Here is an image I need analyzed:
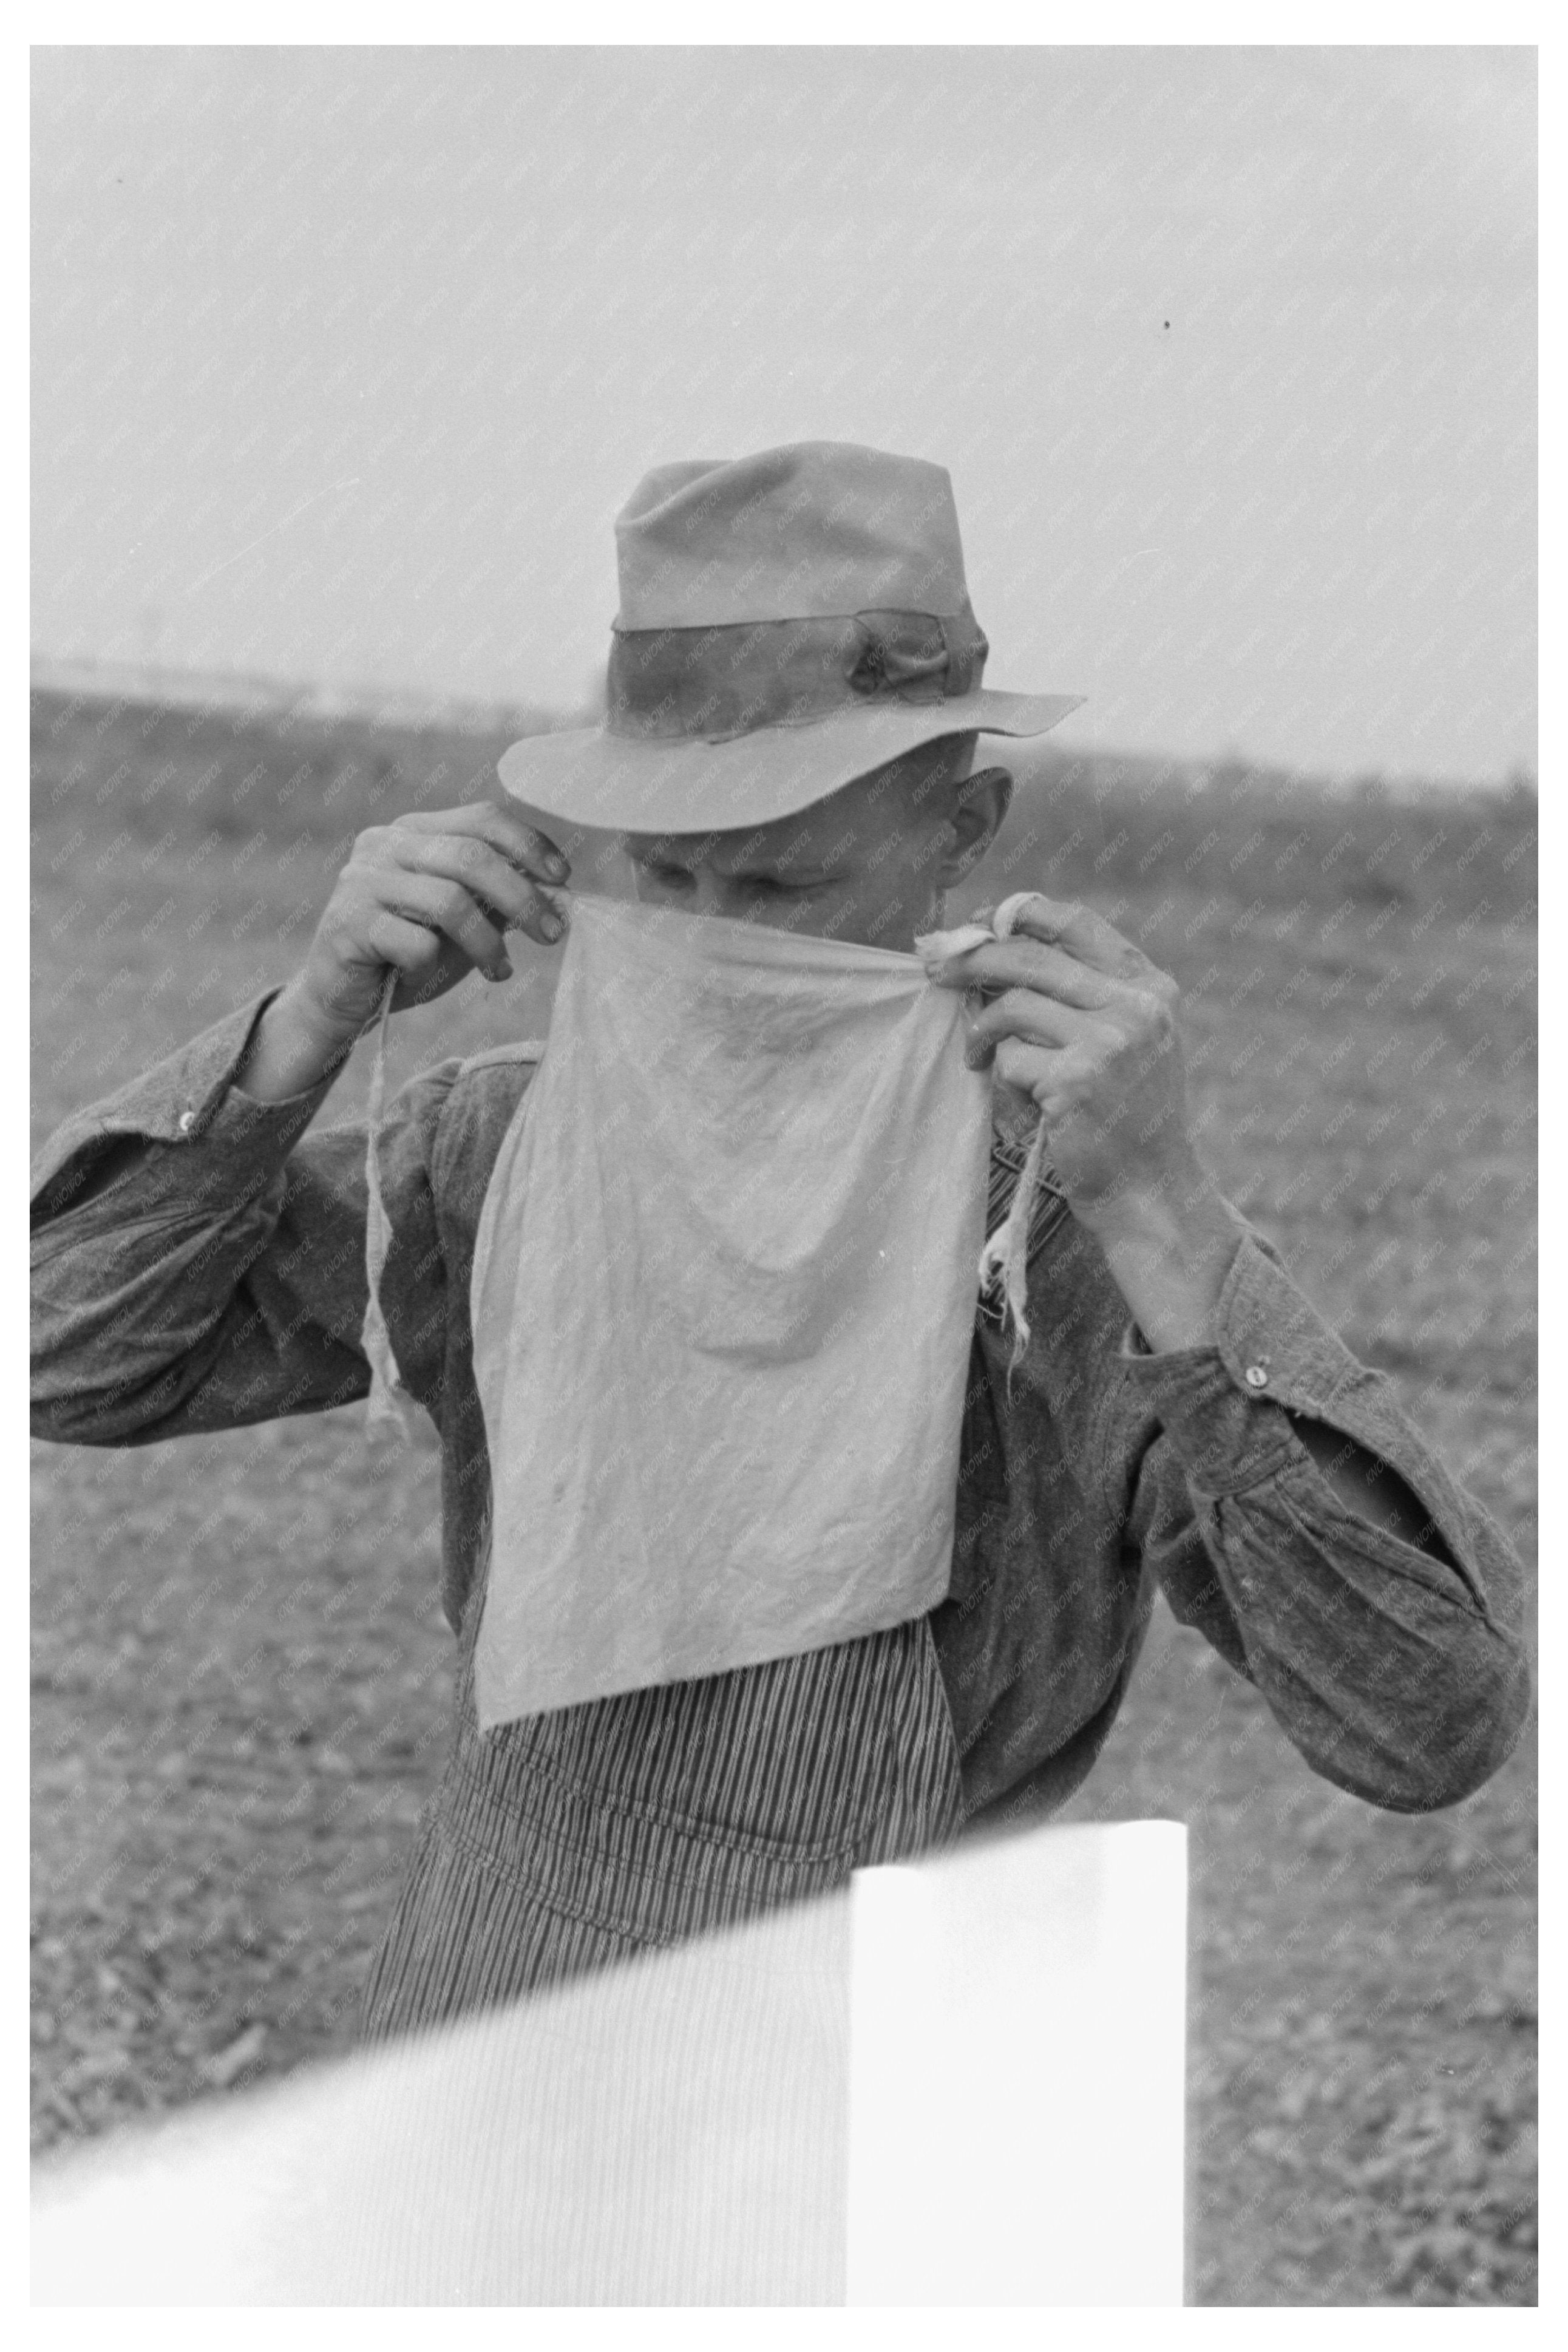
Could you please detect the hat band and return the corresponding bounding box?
[604,605,989,745]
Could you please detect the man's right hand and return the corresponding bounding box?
[237,801,570,1101]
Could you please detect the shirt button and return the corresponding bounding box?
[1244,1364,1269,1389]
[177,1110,195,1135]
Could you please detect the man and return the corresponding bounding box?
[32,443,1529,2043]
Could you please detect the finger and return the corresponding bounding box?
[394,801,571,885]
[361,909,461,983]
[932,936,1113,1011]
[391,832,566,947]
[993,1035,1072,1100]
[997,893,1145,977]
[966,987,1084,1059]
[367,868,511,977]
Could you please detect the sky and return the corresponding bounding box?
[32,45,1536,783]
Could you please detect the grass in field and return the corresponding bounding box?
[29,688,1536,2304]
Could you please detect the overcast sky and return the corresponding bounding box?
[32,46,1535,783]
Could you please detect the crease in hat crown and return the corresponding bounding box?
[613,442,971,631]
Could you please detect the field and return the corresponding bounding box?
[29,684,1536,2304]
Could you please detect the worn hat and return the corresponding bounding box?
[497,441,1082,835]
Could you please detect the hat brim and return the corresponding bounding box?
[495,689,1084,837]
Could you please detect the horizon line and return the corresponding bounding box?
[29,652,1530,804]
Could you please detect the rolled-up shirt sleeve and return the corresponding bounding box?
[31,993,451,1445]
[1119,1228,1532,1813]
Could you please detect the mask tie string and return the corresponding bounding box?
[917,888,1053,1387]
[361,966,411,1436]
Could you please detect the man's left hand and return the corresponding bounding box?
[929,893,1242,1351]
[931,894,1199,1227]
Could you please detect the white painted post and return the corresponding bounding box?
[847,1819,1189,2306]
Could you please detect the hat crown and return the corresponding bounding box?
[614,441,970,631]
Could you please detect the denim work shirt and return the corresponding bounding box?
[30,990,1532,2038]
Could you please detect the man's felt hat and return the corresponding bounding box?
[498,440,1082,837]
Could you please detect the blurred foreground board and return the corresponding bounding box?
[32,1819,1187,2306]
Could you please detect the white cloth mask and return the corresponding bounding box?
[466,894,994,1728]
